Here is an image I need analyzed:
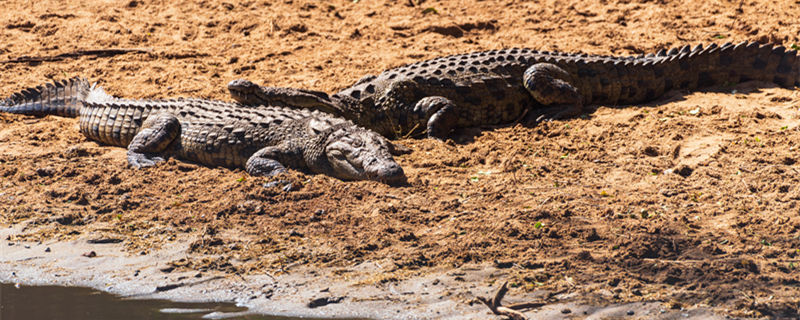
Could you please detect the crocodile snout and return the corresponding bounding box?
[374,162,406,185]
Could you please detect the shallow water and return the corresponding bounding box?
[0,283,338,320]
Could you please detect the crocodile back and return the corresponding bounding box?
[335,42,799,135]
[77,95,345,168]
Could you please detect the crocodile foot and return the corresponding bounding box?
[413,96,458,140]
[525,103,584,124]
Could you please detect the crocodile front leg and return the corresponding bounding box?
[522,63,585,122]
[245,142,303,177]
[127,113,180,168]
[413,96,458,140]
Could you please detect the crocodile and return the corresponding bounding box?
[228,41,799,139]
[0,77,407,184]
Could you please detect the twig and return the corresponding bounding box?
[476,281,529,320]
[2,48,151,63]
[506,301,547,310]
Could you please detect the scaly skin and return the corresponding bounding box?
[229,41,799,139]
[1,78,407,184]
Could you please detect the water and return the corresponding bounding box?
[0,283,337,320]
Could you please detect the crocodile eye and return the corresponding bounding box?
[329,150,346,159]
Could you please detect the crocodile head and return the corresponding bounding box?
[316,124,407,185]
[227,78,343,115]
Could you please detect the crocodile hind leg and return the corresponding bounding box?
[127,113,180,168]
[413,96,458,140]
[522,63,584,122]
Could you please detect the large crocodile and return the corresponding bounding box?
[0,78,407,184]
[228,41,799,139]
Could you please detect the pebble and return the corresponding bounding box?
[307,296,344,308]
[627,310,635,316]
[561,308,571,314]
[45,247,51,253]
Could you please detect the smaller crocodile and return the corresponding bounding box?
[1,77,407,184]
[228,41,799,139]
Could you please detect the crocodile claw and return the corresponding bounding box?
[263,179,294,191]
[127,152,166,169]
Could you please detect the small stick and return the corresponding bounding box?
[476,281,529,320]
[506,301,546,310]
[2,48,150,63]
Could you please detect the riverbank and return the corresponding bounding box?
[2,226,726,319]
[2,0,799,318]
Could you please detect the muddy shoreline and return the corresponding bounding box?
[2,0,800,318]
[2,227,725,319]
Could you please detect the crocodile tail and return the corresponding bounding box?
[669,41,800,90]
[726,42,799,88]
[0,77,92,117]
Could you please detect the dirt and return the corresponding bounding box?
[1,0,799,319]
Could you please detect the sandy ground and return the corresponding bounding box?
[1,0,800,319]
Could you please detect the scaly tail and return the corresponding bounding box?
[715,41,799,88]
[609,41,799,105]
[669,41,799,90]
[1,77,92,118]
